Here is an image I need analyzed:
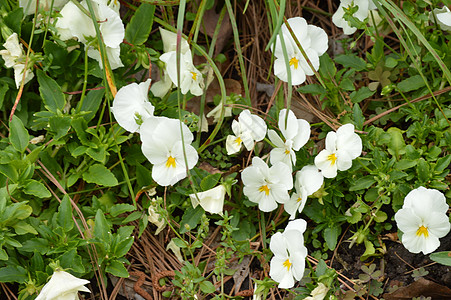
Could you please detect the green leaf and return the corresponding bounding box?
[387,127,406,158]
[430,251,451,266]
[121,211,142,224]
[125,4,156,45]
[394,159,417,170]
[94,209,111,243]
[4,8,23,35]
[297,84,326,95]
[200,173,221,191]
[349,176,376,191]
[49,116,72,140]
[113,236,134,258]
[0,265,27,283]
[79,89,104,122]
[37,69,65,113]
[106,260,129,277]
[200,280,216,294]
[13,221,38,235]
[0,165,19,182]
[323,226,340,250]
[83,164,118,187]
[180,206,204,234]
[361,239,375,261]
[60,249,85,273]
[22,179,51,198]
[319,53,336,78]
[417,158,430,183]
[397,75,425,92]
[350,87,375,103]
[435,155,451,172]
[335,54,367,71]
[9,115,29,153]
[57,195,73,232]
[110,204,136,217]
[352,103,364,130]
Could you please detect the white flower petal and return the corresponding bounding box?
[36,270,90,300]
[189,185,225,215]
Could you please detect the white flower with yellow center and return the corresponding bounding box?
[36,270,90,300]
[394,187,450,255]
[273,17,328,85]
[0,33,34,89]
[268,109,310,169]
[190,185,226,215]
[159,49,204,96]
[140,116,198,186]
[241,157,292,212]
[314,123,362,178]
[111,79,154,133]
[238,110,267,142]
[284,165,324,219]
[226,119,254,155]
[269,219,308,289]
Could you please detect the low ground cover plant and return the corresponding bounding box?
[0,0,450,299]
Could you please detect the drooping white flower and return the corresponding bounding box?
[167,239,184,262]
[394,187,450,255]
[150,71,173,98]
[304,283,330,300]
[284,165,324,219]
[140,116,198,186]
[207,102,233,123]
[159,50,204,96]
[36,270,90,300]
[19,0,68,15]
[332,0,372,35]
[111,79,154,133]
[430,7,451,32]
[0,33,34,88]
[273,17,328,85]
[269,219,308,289]
[241,157,293,212]
[159,27,190,54]
[148,199,165,235]
[268,109,310,169]
[238,110,267,142]
[314,123,362,178]
[55,0,124,69]
[226,120,254,155]
[190,185,226,215]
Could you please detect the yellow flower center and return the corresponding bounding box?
[282,259,292,270]
[165,156,176,168]
[297,197,302,203]
[289,57,299,69]
[259,185,270,196]
[235,136,242,145]
[416,225,429,237]
[284,149,290,155]
[190,71,197,80]
[327,153,337,165]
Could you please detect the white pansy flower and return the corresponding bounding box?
[36,270,90,300]
[159,50,204,96]
[140,116,198,186]
[56,0,124,69]
[111,79,154,133]
[19,0,68,15]
[190,185,226,215]
[430,7,451,32]
[285,165,324,219]
[394,187,450,255]
[269,109,310,169]
[314,123,362,178]
[273,17,328,85]
[238,109,267,142]
[226,120,254,155]
[241,157,293,212]
[332,0,371,35]
[0,33,34,88]
[304,283,330,300]
[269,219,308,289]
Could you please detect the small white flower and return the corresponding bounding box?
[111,79,154,133]
[269,219,308,289]
[36,270,90,300]
[241,157,293,212]
[304,283,330,300]
[314,123,362,178]
[268,109,310,169]
[273,17,328,85]
[148,200,165,235]
[284,165,324,219]
[238,110,267,142]
[394,187,450,255]
[167,239,184,262]
[159,27,190,54]
[332,0,372,35]
[226,120,254,155]
[207,102,233,123]
[140,116,198,186]
[150,71,173,98]
[159,50,204,96]
[19,0,68,15]
[190,185,226,215]
[430,7,451,32]
[0,33,34,88]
